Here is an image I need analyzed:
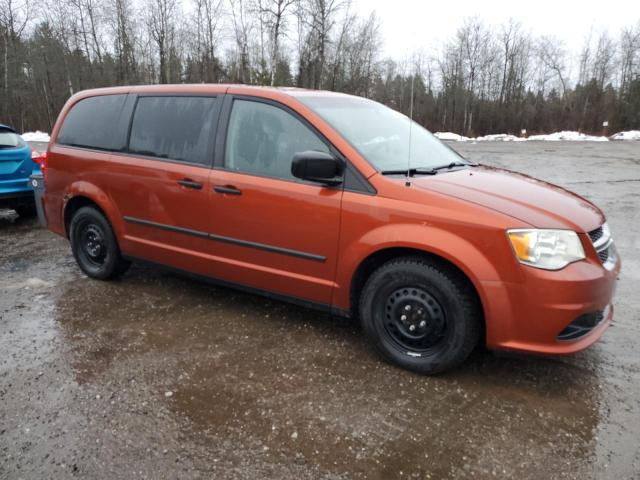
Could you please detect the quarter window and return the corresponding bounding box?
[58,94,128,151]
[224,99,329,180]
[128,96,217,165]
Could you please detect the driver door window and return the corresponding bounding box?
[224,99,329,181]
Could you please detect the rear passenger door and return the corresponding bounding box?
[207,96,343,306]
[107,95,222,275]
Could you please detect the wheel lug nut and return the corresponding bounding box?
[409,324,416,332]
[419,320,426,328]
[405,305,411,311]
[400,315,407,321]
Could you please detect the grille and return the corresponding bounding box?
[598,248,609,263]
[588,224,614,267]
[588,227,603,243]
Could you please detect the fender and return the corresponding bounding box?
[62,180,124,238]
[333,223,503,317]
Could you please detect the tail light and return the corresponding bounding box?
[31,150,48,183]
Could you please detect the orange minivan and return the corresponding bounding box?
[41,84,620,374]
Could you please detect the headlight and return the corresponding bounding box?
[507,229,585,270]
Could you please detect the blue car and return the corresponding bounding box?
[0,124,41,217]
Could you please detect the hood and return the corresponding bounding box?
[408,166,604,232]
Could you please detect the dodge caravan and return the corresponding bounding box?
[41,85,620,374]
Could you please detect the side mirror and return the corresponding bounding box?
[291,151,344,186]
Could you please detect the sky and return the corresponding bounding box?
[352,0,640,58]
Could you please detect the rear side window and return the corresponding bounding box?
[58,94,127,151]
[128,96,217,165]
[0,130,25,149]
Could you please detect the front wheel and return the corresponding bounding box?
[359,256,481,374]
[69,206,130,280]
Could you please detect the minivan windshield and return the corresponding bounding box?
[0,130,24,149]
[298,95,466,172]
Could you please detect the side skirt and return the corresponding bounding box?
[122,255,352,319]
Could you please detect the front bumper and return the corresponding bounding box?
[482,250,620,355]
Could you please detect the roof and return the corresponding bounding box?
[0,123,16,132]
[67,84,358,102]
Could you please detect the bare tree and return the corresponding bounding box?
[146,0,178,84]
[537,35,567,97]
[591,31,616,89]
[619,23,640,94]
[457,17,492,134]
[0,0,31,128]
[84,0,104,66]
[328,10,381,96]
[0,0,29,96]
[578,29,593,86]
[192,0,223,82]
[296,0,342,89]
[229,0,253,83]
[497,20,531,108]
[258,0,296,85]
[110,0,137,83]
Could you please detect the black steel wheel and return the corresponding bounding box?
[77,223,108,268]
[359,256,481,374]
[70,206,130,280]
[384,287,449,353]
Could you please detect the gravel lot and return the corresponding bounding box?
[1,141,639,479]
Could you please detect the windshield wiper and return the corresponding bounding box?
[432,161,477,171]
[381,167,437,176]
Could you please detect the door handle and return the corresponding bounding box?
[214,185,242,196]
[177,179,203,190]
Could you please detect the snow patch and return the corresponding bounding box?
[21,131,50,142]
[435,130,611,142]
[434,132,470,142]
[526,131,608,142]
[475,133,526,142]
[610,130,640,141]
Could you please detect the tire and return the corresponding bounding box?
[69,206,130,280]
[359,256,481,374]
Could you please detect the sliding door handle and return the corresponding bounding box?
[214,185,242,196]
[178,179,203,190]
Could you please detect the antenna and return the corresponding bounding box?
[405,63,415,187]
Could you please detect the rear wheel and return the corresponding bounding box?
[359,256,481,374]
[70,206,130,280]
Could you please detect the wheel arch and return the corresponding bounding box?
[338,223,502,317]
[64,196,104,237]
[349,246,486,324]
[62,182,122,239]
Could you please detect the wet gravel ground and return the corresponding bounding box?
[1,141,639,479]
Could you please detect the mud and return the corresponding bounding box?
[1,141,639,479]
